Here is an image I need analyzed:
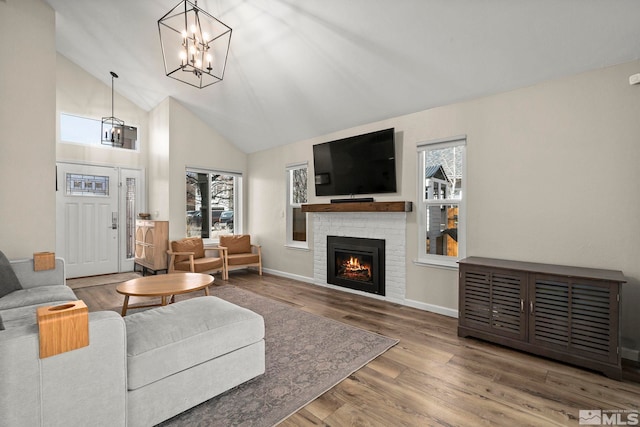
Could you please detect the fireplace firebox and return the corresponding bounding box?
[327,236,385,295]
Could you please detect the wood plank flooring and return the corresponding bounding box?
[74,271,640,426]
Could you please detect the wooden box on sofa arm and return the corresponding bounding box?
[167,237,227,279]
[218,234,262,280]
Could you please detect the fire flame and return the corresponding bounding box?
[338,255,371,281]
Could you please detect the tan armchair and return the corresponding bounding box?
[167,237,226,278]
[218,234,262,279]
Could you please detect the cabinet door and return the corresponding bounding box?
[529,275,618,363]
[460,266,527,341]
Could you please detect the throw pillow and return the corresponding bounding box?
[0,250,23,298]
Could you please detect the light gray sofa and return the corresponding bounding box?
[0,256,265,427]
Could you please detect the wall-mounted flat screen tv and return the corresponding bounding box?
[313,128,397,197]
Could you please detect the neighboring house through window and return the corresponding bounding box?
[286,162,308,248]
[417,136,466,268]
[186,168,242,241]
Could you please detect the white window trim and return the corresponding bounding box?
[285,162,309,250]
[415,136,466,268]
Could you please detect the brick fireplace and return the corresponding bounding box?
[311,210,407,303]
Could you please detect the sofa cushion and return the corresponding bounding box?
[124,296,264,390]
[174,256,223,273]
[172,237,205,262]
[0,299,76,328]
[227,253,260,266]
[219,235,251,255]
[0,250,23,298]
[0,285,76,311]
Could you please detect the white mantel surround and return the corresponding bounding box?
[312,211,407,303]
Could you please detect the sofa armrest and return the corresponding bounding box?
[0,311,127,426]
[10,257,65,289]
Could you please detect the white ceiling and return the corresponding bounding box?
[45,0,640,153]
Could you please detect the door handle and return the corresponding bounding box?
[112,212,118,230]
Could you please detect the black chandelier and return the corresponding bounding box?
[158,0,232,89]
[101,71,125,146]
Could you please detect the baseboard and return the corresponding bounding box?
[403,298,459,318]
[622,347,640,362]
[261,268,315,284]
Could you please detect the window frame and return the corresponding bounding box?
[285,162,309,250]
[416,136,466,269]
[185,167,243,244]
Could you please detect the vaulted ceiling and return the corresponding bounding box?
[45,0,640,153]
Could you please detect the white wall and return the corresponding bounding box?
[0,0,56,258]
[248,59,640,356]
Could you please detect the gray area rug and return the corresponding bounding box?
[157,285,399,426]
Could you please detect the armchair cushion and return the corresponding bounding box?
[220,235,251,255]
[174,256,224,273]
[171,237,205,262]
[227,253,260,266]
[0,250,22,298]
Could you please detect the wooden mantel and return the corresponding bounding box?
[301,201,412,213]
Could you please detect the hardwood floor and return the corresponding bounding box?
[74,271,640,426]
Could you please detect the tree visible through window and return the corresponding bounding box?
[287,164,308,247]
[186,169,241,239]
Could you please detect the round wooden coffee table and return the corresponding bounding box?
[116,273,214,316]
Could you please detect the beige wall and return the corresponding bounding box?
[147,98,171,221]
[248,59,640,355]
[165,99,247,241]
[0,0,56,259]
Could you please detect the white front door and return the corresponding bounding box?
[56,163,119,278]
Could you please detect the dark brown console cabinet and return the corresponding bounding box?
[458,257,626,379]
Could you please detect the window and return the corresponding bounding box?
[60,113,138,150]
[286,162,308,248]
[186,168,242,240]
[65,173,109,196]
[417,136,466,267]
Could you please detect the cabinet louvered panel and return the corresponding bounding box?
[461,271,491,326]
[570,284,611,357]
[531,275,617,363]
[460,268,525,340]
[532,279,570,346]
[490,273,524,338]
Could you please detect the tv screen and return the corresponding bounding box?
[313,128,397,197]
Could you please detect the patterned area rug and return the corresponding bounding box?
[158,285,399,426]
[67,272,142,289]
